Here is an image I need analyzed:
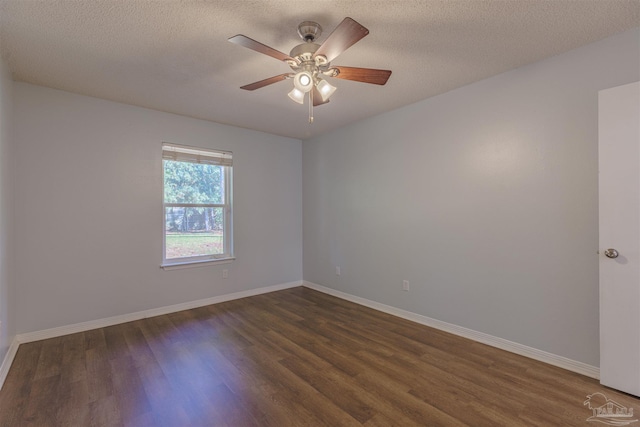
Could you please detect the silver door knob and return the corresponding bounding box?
[604,248,619,259]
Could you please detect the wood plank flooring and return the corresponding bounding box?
[1,287,638,426]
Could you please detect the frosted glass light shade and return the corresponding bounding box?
[294,71,314,93]
[288,87,305,104]
[316,79,337,101]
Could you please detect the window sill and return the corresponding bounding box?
[161,257,235,271]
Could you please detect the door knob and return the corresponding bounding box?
[604,248,619,259]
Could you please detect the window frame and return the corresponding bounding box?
[161,143,234,268]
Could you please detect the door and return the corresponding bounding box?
[599,81,640,397]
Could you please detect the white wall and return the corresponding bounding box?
[0,56,14,361]
[303,28,640,367]
[13,84,302,333]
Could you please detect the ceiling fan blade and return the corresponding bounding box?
[313,87,330,106]
[229,35,296,63]
[330,66,392,85]
[240,74,292,91]
[313,17,369,63]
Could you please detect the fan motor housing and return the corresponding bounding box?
[289,42,319,60]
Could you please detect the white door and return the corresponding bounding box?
[599,81,640,397]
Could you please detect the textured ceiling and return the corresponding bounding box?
[0,1,638,140]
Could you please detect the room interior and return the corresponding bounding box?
[0,1,639,425]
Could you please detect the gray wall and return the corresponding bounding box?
[302,28,640,367]
[13,84,302,334]
[0,57,14,361]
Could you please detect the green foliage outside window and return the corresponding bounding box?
[164,160,225,234]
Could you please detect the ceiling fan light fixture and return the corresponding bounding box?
[294,71,314,93]
[316,79,337,102]
[288,87,305,104]
[229,17,392,123]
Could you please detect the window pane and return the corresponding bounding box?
[163,160,224,204]
[165,207,224,259]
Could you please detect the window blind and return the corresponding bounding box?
[162,143,233,166]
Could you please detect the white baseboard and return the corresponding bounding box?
[16,280,303,344]
[0,280,300,391]
[0,281,302,391]
[1,278,599,392]
[0,338,20,391]
[303,281,600,380]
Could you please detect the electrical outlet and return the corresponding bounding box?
[336,266,341,276]
[402,280,410,291]
[222,269,229,279]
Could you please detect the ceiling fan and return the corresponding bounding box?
[229,17,392,122]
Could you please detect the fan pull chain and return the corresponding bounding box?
[309,89,314,123]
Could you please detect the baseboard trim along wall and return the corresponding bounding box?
[16,280,303,344]
[0,339,20,391]
[0,280,302,391]
[302,281,600,380]
[0,278,600,392]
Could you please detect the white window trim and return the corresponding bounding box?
[161,143,233,268]
[160,257,236,270]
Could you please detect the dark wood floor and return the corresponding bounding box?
[0,287,638,426]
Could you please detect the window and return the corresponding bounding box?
[162,143,233,266]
